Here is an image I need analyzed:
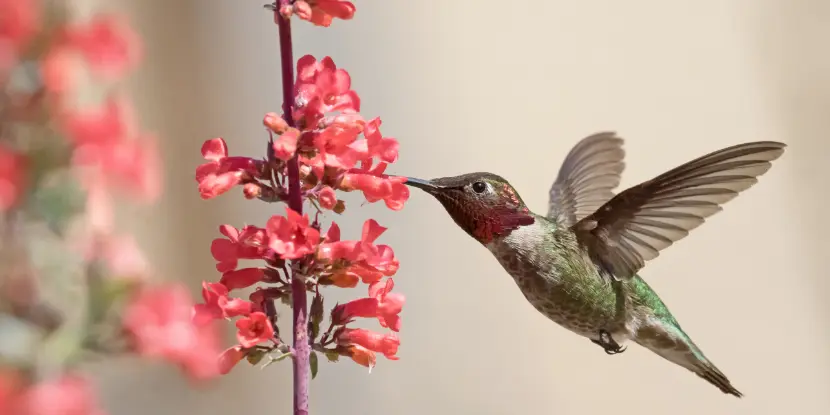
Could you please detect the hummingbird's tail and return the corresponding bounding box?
[634,321,743,397]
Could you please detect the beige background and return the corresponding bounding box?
[90,0,829,414]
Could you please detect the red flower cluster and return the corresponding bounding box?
[193,52,409,372]
[195,55,409,211]
[193,212,405,371]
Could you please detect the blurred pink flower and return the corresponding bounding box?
[0,144,26,211]
[123,284,222,379]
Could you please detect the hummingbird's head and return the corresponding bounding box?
[404,172,536,244]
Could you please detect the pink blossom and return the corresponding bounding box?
[220,268,265,291]
[363,118,399,163]
[318,219,400,284]
[263,112,288,134]
[235,312,274,348]
[274,129,300,160]
[339,344,376,369]
[0,144,25,211]
[192,282,253,326]
[317,186,337,210]
[330,297,378,325]
[266,207,320,260]
[218,345,248,375]
[195,138,259,200]
[62,97,161,202]
[16,374,105,415]
[64,15,142,81]
[337,328,399,360]
[293,55,360,128]
[312,119,365,169]
[341,160,409,210]
[210,224,268,272]
[123,284,222,379]
[0,0,39,52]
[369,279,404,332]
[291,0,356,27]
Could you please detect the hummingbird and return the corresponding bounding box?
[404,132,786,397]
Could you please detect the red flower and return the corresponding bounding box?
[64,15,142,81]
[318,219,400,284]
[0,370,23,415]
[192,282,253,326]
[311,117,365,169]
[0,144,26,211]
[218,345,248,375]
[123,284,222,379]
[87,232,148,278]
[199,171,243,200]
[266,207,320,260]
[62,96,161,202]
[292,0,356,28]
[341,161,409,210]
[0,0,39,52]
[16,374,105,415]
[330,297,378,325]
[74,133,162,203]
[235,312,274,348]
[210,224,268,273]
[40,15,140,96]
[294,55,360,128]
[273,129,300,160]
[337,328,399,360]
[62,95,130,148]
[339,345,376,370]
[329,278,403,331]
[350,220,400,282]
[317,186,337,210]
[363,118,399,164]
[220,268,265,291]
[263,112,288,134]
[195,138,258,200]
[369,279,404,332]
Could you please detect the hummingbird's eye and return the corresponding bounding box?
[471,181,487,194]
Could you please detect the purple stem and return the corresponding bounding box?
[274,2,310,414]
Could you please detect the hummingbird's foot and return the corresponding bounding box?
[592,330,626,355]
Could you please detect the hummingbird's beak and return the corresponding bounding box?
[404,177,441,193]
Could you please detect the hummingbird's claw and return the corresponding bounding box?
[592,330,627,355]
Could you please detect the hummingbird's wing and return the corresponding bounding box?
[547,132,626,227]
[572,141,786,281]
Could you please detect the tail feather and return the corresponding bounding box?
[635,322,742,397]
[691,360,743,397]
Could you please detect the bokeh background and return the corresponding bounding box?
[92,0,829,414]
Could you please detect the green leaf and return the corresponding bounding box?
[28,170,86,235]
[310,351,319,379]
[324,350,340,363]
[86,267,139,327]
[245,349,266,365]
[309,294,323,341]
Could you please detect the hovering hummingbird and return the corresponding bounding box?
[405,133,786,397]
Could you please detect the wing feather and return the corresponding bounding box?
[547,132,626,226]
[573,141,786,280]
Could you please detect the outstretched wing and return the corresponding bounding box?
[547,132,626,227]
[572,141,786,281]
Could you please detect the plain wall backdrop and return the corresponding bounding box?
[89,1,830,414]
